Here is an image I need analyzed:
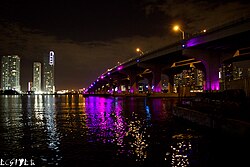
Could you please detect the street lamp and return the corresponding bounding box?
[173,25,185,40]
[136,48,144,55]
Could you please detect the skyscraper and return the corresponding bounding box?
[43,51,55,93]
[1,55,21,92]
[33,62,42,92]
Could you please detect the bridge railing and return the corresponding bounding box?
[191,14,250,38]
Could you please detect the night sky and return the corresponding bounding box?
[0,0,249,91]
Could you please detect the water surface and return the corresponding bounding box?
[0,95,248,166]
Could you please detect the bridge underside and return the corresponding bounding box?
[86,18,250,95]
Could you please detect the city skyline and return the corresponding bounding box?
[0,0,249,90]
[1,51,55,93]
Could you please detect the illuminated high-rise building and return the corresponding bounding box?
[28,81,33,92]
[32,62,42,92]
[1,55,21,92]
[43,51,55,93]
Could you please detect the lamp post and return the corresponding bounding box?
[173,25,185,40]
[136,48,144,55]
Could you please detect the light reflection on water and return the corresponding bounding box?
[0,95,246,166]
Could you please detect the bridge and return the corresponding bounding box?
[85,16,250,96]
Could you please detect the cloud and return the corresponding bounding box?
[0,20,174,90]
[144,0,250,32]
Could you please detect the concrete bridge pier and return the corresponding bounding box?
[144,74,153,93]
[114,81,122,94]
[120,78,130,94]
[138,63,166,93]
[183,49,224,91]
[167,74,175,93]
[100,77,113,94]
[123,69,138,94]
[152,66,163,93]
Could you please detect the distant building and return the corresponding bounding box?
[1,55,21,92]
[174,68,204,92]
[33,62,42,92]
[43,51,55,93]
[28,81,33,92]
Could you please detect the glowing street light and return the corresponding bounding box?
[173,25,185,40]
[136,48,144,55]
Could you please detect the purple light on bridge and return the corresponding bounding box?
[186,37,204,47]
[101,76,104,79]
[153,86,162,93]
[199,58,220,91]
[110,89,114,94]
[211,81,220,91]
[204,80,220,91]
[117,66,123,70]
[108,72,110,75]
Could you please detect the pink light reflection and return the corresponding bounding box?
[84,97,127,145]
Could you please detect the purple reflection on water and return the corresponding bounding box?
[85,97,127,144]
[150,98,166,120]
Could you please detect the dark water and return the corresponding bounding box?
[0,95,248,167]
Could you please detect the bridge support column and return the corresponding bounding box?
[146,76,153,93]
[183,49,223,91]
[138,63,165,93]
[119,79,129,94]
[117,84,122,94]
[118,68,140,94]
[204,55,220,91]
[111,80,122,94]
[125,83,130,93]
[168,74,174,93]
[126,71,138,93]
[152,66,163,93]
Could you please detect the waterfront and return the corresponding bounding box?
[0,95,248,167]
